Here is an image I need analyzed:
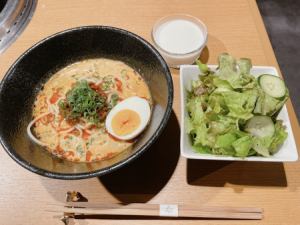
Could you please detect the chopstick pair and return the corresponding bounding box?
[48,202,263,220]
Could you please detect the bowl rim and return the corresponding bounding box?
[0,25,174,179]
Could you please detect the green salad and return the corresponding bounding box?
[186,53,289,157]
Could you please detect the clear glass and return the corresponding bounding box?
[152,14,208,68]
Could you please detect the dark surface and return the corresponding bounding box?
[257,0,300,121]
[187,160,287,187]
[0,0,6,13]
[0,26,173,179]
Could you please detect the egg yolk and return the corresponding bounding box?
[111,109,141,136]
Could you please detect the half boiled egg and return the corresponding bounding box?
[105,96,151,140]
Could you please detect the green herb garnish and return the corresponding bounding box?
[101,75,113,91]
[59,80,106,124]
[108,93,119,109]
[76,145,84,156]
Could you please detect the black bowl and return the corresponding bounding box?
[0,26,173,179]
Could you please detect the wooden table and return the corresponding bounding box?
[0,0,299,224]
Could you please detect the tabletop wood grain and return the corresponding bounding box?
[0,0,299,224]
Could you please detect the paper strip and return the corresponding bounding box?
[159,204,179,217]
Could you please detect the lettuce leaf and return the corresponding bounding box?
[269,121,288,154]
[193,143,212,154]
[262,94,281,115]
[212,147,235,156]
[222,90,257,120]
[186,96,204,125]
[252,136,272,157]
[185,117,194,134]
[215,132,237,151]
[208,114,237,134]
[196,59,209,74]
[217,53,240,88]
[217,53,256,89]
[254,87,289,116]
[213,77,233,90]
[237,58,252,75]
[232,136,252,157]
[208,93,226,113]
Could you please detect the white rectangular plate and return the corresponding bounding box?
[180,65,298,162]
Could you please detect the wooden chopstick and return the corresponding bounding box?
[47,202,263,220]
[63,202,263,213]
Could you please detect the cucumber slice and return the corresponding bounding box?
[258,74,286,98]
[245,116,275,138]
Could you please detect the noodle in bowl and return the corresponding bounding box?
[0,26,173,179]
[27,59,152,162]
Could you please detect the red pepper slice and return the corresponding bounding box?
[82,130,91,140]
[50,91,61,104]
[115,78,122,92]
[86,151,92,161]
